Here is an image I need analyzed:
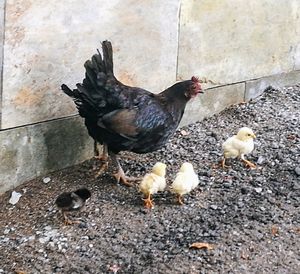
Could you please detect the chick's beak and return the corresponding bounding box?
[252,134,256,139]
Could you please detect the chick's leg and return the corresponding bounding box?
[109,151,139,186]
[62,212,80,226]
[94,143,109,178]
[177,194,184,205]
[221,158,227,168]
[143,193,154,208]
[241,154,256,169]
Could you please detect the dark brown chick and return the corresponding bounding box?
[55,187,91,225]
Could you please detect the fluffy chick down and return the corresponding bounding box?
[171,162,199,204]
[55,187,91,225]
[139,162,167,208]
[222,127,256,168]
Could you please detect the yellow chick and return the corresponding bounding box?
[221,127,256,169]
[139,162,167,208]
[171,162,199,205]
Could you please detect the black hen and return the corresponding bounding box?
[55,187,91,225]
[61,41,203,185]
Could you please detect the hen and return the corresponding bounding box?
[221,127,256,169]
[61,41,203,185]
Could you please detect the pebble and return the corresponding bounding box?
[39,237,50,244]
[254,187,263,193]
[210,205,218,210]
[43,177,51,184]
[257,156,265,165]
[9,191,22,205]
[294,167,300,176]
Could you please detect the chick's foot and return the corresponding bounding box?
[143,195,154,209]
[242,159,256,169]
[63,213,80,226]
[221,158,231,169]
[177,195,184,205]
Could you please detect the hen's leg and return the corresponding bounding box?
[143,193,154,208]
[241,154,256,169]
[109,151,139,186]
[94,143,109,178]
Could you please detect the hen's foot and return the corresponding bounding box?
[143,195,154,209]
[242,159,256,169]
[94,160,109,178]
[113,167,131,186]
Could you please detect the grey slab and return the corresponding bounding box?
[2,0,180,129]
[178,0,300,90]
[245,70,300,100]
[0,0,5,129]
[180,82,245,126]
[0,116,93,194]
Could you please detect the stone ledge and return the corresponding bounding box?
[0,116,93,194]
[1,69,299,194]
[245,70,300,100]
[180,82,245,126]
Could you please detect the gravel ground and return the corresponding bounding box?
[0,85,299,274]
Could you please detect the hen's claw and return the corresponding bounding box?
[113,172,133,186]
[95,160,109,178]
[109,151,140,186]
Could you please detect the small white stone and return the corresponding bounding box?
[39,236,50,244]
[9,191,22,205]
[254,187,263,193]
[43,177,51,184]
[28,235,36,241]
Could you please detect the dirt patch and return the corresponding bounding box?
[0,85,299,273]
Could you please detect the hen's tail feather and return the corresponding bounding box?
[61,84,77,98]
[61,40,115,118]
[102,40,114,74]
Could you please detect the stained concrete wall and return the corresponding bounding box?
[178,0,300,86]
[0,0,300,193]
[2,0,180,129]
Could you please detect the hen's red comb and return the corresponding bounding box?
[191,76,200,83]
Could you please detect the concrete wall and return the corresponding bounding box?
[1,0,300,193]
